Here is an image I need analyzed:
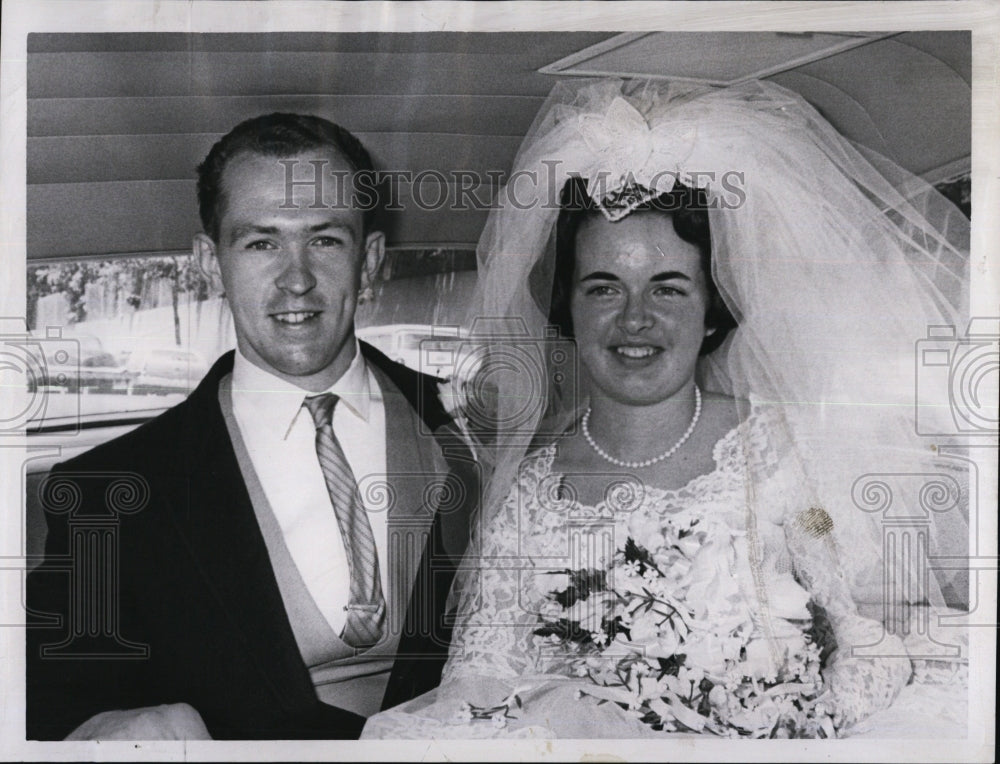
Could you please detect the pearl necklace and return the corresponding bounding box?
[581,387,702,469]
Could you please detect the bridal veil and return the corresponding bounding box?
[457,78,971,616]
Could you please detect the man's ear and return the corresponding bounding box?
[193,233,223,294]
[360,230,386,291]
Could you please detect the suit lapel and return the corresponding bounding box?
[361,341,478,564]
[369,364,440,634]
[168,360,317,717]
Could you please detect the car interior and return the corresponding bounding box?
[21,30,972,594]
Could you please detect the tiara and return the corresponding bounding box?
[593,181,659,223]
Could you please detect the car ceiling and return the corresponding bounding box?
[26,31,970,262]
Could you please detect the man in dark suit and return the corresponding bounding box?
[26,114,477,740]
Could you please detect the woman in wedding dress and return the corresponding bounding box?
[364,78,970,739]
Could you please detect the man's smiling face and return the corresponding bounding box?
[196,148,384,391]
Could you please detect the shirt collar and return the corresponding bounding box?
[231,341,372,439]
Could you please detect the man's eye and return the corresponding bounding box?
[585,285,618,297]
[312,236,344,247]
[654,285,686,297]
[245,240,276,251]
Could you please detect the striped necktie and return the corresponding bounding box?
[303,393,386,650]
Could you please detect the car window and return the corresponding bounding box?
[25,182,966,429]
[25,248,476,427]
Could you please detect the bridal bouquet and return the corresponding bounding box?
[531,506,836,738]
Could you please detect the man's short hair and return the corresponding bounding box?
[196,112,377,242]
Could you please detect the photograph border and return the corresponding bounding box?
[2,2,996,761]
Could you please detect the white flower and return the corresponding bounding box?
[649,697,673,723]
[661,691,709,732]
[682,631,738,675]
[684,540,741,620]
[618,570,656,598]
[591,630,610,647]
[533,571,571,594]
[626,511,665,554]
[437,378,480,458]
[664,673,692,698]
[638,675,666,701]
[742,638,779,682]
[628,610,661,644]
[645,628,681,660]
[674,534,704,559]
[764,573,812,621]
[654,552,692,580]
[437,378,467,417]
[707,684,729,709]
[538,600,564,621]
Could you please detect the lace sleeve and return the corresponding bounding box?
[785,511,912,731]
[441,450,551,683]
[748,403,912,732]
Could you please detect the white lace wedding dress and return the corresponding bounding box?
[363,404,967,739]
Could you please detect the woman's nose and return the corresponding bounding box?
[274,247,317,295]
[618,294,654,333]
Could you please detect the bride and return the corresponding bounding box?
[366,78,970,739]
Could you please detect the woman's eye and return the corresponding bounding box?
[585,284,618,297]
[654,285,687,297]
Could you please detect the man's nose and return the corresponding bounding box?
[618,294,654,333]
[274,246,317,295]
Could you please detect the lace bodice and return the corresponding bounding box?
[442,404,911,732]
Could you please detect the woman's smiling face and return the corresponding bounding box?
[570,211,713,407]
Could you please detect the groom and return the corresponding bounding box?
[26,114,477,740]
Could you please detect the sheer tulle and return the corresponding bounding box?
[462,78,970,611]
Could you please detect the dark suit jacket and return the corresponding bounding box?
[26,344,477,740]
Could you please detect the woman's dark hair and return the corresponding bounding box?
[549,177,737,356]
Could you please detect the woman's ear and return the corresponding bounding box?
[193,233,224,295]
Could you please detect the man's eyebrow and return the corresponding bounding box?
[228,224,279,245]
[306,221,355,236]
[579,271,621,282]
[650,271,692,282]
[228,221,355,246]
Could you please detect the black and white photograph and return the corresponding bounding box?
[1,1,996,760]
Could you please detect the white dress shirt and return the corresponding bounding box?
[230,343,388,635]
